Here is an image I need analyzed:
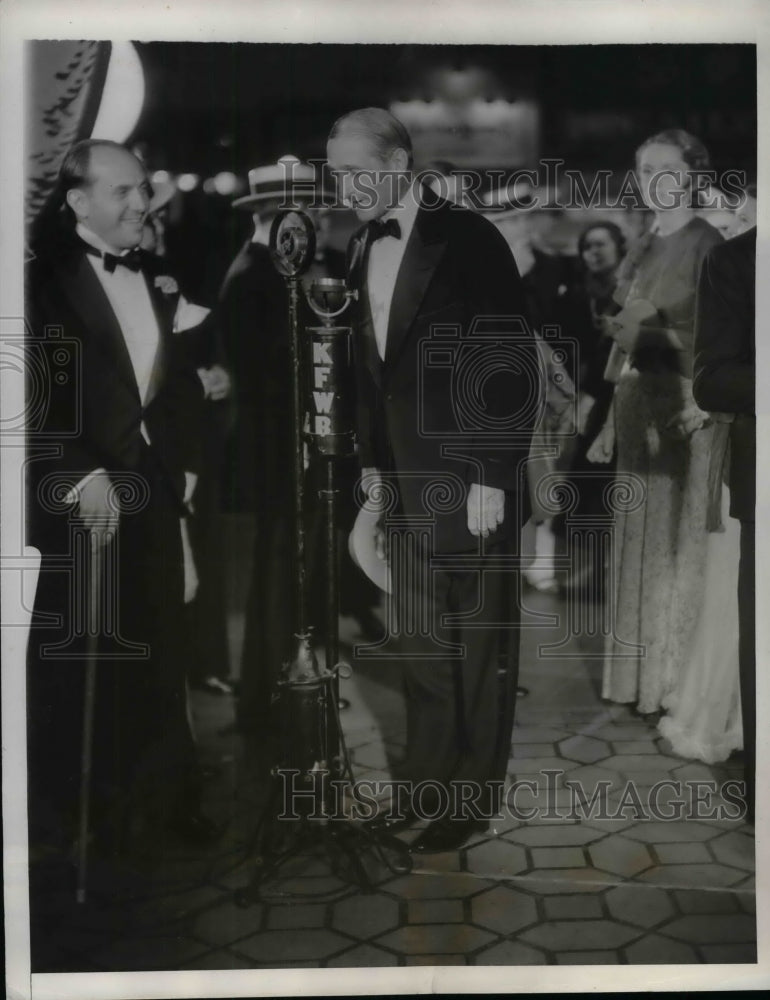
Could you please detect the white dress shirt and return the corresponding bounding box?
[77,223,160,412]
[366,180,421,360]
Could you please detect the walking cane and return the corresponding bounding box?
[76,525,108,904]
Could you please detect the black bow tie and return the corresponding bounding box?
[82,240,142,273]
[368,217,401,243]
[103,249,142,273]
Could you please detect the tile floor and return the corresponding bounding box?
[28,584,757,972]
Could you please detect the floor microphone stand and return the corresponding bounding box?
[235,215,410,907]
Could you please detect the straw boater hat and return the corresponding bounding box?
[232,154,329,211]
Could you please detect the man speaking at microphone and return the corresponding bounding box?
[327,108,540,852]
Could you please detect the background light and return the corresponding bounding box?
[177,173,199,192]
[213,171,237,196]
[90,42,145,143]
[151,169,171,185]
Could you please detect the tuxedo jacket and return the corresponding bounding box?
[693,226,755,522]
[348,191,539,554]
[26,228,205,550]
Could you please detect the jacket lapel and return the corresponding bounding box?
[384,196,448,368]
[143,264,174,409]
[58,251,140,399]
[348,227,383,389]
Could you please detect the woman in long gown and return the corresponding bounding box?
[658,481,742,761]
[588,129,723,717]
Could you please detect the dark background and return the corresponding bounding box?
[127,42,756,303]
[135,43,756,174]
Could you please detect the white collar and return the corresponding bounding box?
[76,222,136,258]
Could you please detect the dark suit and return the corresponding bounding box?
[26,228,205,845]
[349,190,538,814]
[693,226,756,819]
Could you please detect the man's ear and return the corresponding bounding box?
[66,187,88,220]
[390,147,410,174]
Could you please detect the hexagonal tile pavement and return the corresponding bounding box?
[516,867,621,894]
[267,903,327,930]
[464,838,528,877]
[469,885,538,934]
[382,873,493,899]
[591,724,658,741]
[623,933,699,963]
[406,953,467,965]
[699,943,757,963]
[507,756,581,776]
[504,824,603,847]
[326,943,399,967]
[374,923,495,955]
[558,735,612,764]
[589,835,654,877]
[511,726,571,744]
[514,742,560,758]
[623,821,722,844]
[601,754,681,772]
[604,884,675,928]
[652,843,711,865]
[673,889,742,914]
[234,928,352,963]
[638,864,746,889]
[708,831,755,872]
[532,846,588,869]
[474,940,548,965]
[331,893,400,939]
[544,895,602,921]
[520,919,639,951]
[561,765,624,799]
[556,950,620,964]
[659,913,756,945]
[615,740,660,755]
[192,900,266,948]
[409,899,464,924]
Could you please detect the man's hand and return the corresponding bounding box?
[663,403,711,440]
[197,364,232,401]
[183,471,198,514]
[74,470,119,544]
[467,483,505,538]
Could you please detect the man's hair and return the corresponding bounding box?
[59,138,133,198]
[328,107,414,169]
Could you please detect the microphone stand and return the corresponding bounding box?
[235,214,410,906]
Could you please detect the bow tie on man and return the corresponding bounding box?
[368,217,401,243]
[81,239,143,273]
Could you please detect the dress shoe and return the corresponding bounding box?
[409,817,488,854]
[165,810,222,847]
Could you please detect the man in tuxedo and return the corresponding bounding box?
[327,108,539,852]
[26,139,216,857]
[693,225,756,823]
